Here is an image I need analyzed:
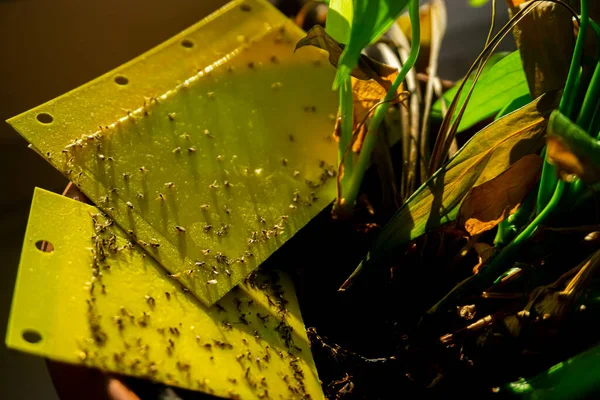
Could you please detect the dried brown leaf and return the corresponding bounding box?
[547,136,600,184]
[350,74,407,152]
[507,1,574,98]
[295,25,397,90]
[329,67,406,154]
[458,154,543,236]
[547,136,587,180]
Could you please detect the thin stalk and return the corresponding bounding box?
[339,0,420,210]
[576,60,600,131]
[575,17,600,133]
[419,0,447,182]
[429,1,544,174]
[587,20,600,135]
[484,0,497,48]
[494,165,540,246]
[590,18,600,58]
[558,15,600,210]
[564,69,600,202]
[536,79,577,211]
[537,0,589,213]
[494,219,510,247]
[559,0,589,119]
[386,24,421,198]
[339,78,354,191]
[589,106,600,136]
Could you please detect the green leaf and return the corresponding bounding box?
[326,0,353,44]
[334,0,410,88]
[431,51,530,132]
[503,343,600,399]
[469,0,489,7]
[431,51,510,120]
[547,110,600,184]
[360,91,558,272]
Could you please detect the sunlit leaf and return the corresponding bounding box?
[458,154,542,236]
[469,0,489,7]
[547,110,600,184]
[359,91,557,272]
[431,51,529,132]
[334,0,410,88]
[326,0,353,43]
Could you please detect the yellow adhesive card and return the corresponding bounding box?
[6,188,323,399]
[7,0,338,305]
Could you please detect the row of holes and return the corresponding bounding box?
[21,240,54,344]
[35,37,197,125]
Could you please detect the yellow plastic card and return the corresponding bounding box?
[6,188,323,399]
[7,0,338,305]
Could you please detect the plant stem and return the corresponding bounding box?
[588,103,600,137]
[576,16,600,134]
[498,181,564,261]
[559,0,588,120]
[340,0,420,210]
[494,183,538,246]
[537,0,588,213]
[576,61,600,132]
[339,77,354,190]
[589,18,600,58]
[494,219,510,247]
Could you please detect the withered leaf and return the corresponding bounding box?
[295,25,397,90]
[350,75,406,152]
[547,110,600,184]
[508,1,574,99]
[459,154,543,236]
[355,91,558,274]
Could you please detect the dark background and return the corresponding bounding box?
[0,1,511,398]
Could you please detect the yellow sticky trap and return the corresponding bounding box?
[7,188,323,399]
[7,0,338,305]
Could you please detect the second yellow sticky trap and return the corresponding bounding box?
[6,188,323,399]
